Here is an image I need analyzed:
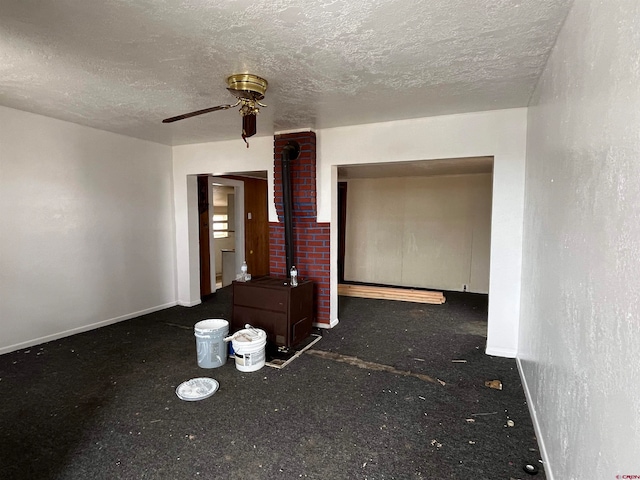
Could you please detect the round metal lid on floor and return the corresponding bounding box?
[175,377,219,401]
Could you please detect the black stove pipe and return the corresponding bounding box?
[281,141,300,276]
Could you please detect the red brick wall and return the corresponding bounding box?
[270,131,331,325]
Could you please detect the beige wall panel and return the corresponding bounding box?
[344,173,492,293]
[469,176,493,293]
[344,177,404,285]
[401,176,472,290]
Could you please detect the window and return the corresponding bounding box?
[212,214,229,238]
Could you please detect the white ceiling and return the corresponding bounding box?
[0,0,573,147]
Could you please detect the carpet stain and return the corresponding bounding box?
[408,309,427,318]
[163,322,193,330]
[458,321,488,337]
[306,349,440,385]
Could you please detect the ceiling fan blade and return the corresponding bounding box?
[162,104,233,123]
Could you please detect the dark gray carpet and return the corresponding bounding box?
[0,287,545,479]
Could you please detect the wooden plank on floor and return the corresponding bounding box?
[338,284,446,304]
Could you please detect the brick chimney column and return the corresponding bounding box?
[270,131,330,326]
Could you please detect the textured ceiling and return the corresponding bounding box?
[0,0,572,146]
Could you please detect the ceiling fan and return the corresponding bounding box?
[162,73,268,146]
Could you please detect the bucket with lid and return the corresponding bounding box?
[230,327,267,372]
[194,319,229,368]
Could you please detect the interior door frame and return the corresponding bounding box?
[198,175,213,296]
[337,181,348,283]
[208,176,245,291]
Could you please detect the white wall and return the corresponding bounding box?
[171,110,526,355]
[213,235,235,275]
[344,173,492,293]
[0,106,176,354]
[318,108,527,357]
[520,1,640,478]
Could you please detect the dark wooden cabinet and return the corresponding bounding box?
[232,276,314,348]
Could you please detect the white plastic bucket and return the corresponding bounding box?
[231,328,267,372]
[194,319,229,368]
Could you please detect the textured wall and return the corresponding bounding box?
[520,1,640,478]
[0,106,176,353]
[317,108,528,356]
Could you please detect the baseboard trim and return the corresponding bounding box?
[517,357,554,480]
[178,299,202,307]
[0,301,177,355]
[485,346,517,358]
[314,317,339,329]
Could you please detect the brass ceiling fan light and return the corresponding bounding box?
[162,73,269,146]
[226,73,268,100]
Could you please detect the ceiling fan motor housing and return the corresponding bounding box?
[227,74,268,100]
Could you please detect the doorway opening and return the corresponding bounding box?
[336,156,494,319]
[197,171,269,299]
